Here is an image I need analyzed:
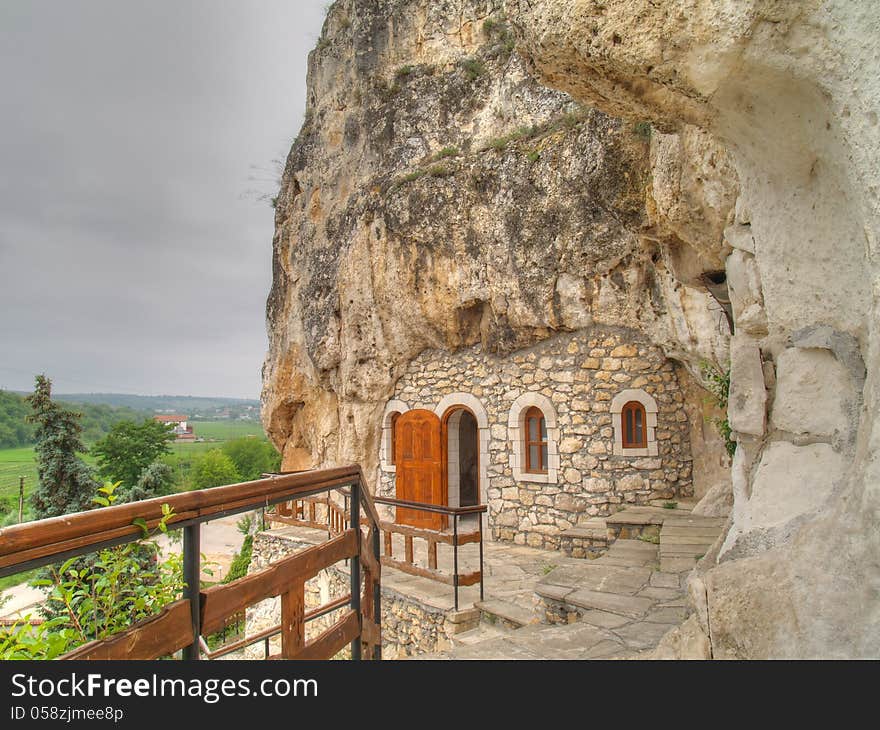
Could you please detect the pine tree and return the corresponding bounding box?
[26,375,98,519]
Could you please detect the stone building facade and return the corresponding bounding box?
[378,327,694,550]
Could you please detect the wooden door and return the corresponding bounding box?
[394,409,444,530]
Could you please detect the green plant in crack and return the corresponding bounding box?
[700,361,735,456]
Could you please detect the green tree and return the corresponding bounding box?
[221,437,281,481]
[91,419,175,494]
[26,375,98,519]
[127,461,176,502]
[191,449,240,489]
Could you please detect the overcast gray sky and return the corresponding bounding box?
[0,0,327,398]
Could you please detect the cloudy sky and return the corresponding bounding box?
[0,0,327,399]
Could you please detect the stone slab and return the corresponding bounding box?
[475,599,538,627]
[535,583,576,602]
[579,609,633,629]
[637,586,682,601]
[613,621,675,650]
[565,589,655,618]
[644,606,690,624]
[649,572,681,589]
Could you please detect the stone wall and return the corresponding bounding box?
[380,326,694,550]
[245,530,459,659]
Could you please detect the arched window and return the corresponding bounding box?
[508,392,559,484]
[621,401,647,449]
[524,407,548,473]
[610,389,659,456]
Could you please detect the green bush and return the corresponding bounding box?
[223,534,254,585]
[433,146,459,160]
[2,485,184,660]
[222,438,281,482]
[701,362,735,456]
[460,57,485,81]
[191,449,240,490]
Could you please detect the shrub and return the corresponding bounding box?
[460,57,485,81]
[633,120,652,141]
[191,450,240,490]
[701,362,735,457]
[428,164,453,178]
[433,146,459,160]
[223,535,254,585]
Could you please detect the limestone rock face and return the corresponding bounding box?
[510,0,879,657]
[263,0,731,477]
[263,0,879,657]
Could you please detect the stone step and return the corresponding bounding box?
[563,588,655,618]
[561,525,608,540]
[606,509,665,527]
[660,530,718,545]
[538,563,651,596]
[607,539,659,553]
[452,622,512,647]
[661,542,714,553]
[660,557,700,572]
[475,599,539,628]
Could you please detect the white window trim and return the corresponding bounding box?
[434,393,490,507]
[508,392,559,485]
[380,399,410,472]
[610,389,659,457]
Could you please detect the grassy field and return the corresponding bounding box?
[189,420,265,441]
[0,447,39,510]
[0,421,270,515]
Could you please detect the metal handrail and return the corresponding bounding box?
[371,495,487,611]
[372,495,487,517]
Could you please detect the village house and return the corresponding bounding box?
[153,414,195,441]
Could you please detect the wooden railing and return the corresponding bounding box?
[268,490,487,611]
[269,493,348,537]
[373,497,486,611]
[0,466,381,661]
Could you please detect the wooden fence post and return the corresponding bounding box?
[281,580,305,658]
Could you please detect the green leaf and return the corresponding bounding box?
[92,496,109,507]
[132,517,149,536]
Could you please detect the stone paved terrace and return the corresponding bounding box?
[258,504,725,659]
[417,506,726,659]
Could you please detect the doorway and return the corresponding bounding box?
[443,407,479,512]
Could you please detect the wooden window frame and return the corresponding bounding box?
[524,406,548,474]
[621,401,647,449]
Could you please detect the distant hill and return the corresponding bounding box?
[52,394,261,421]
[0,390,151,448]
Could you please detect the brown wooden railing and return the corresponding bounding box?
[373,496,486,611]
[269,493,348,537]
[267,490,487,611]
[0,466,381,660]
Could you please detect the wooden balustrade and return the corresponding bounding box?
[0,466,382,661]
[267,494,348,536]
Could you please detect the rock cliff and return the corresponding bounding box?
[511,0,879,658]
[263,0,879,657]
[263,0,731,478]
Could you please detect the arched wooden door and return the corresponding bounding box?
[394,409,444,530]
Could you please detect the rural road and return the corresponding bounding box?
[0,514,249,620]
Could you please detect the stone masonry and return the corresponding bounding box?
[379,326,694,551]
[245,530,456,659]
